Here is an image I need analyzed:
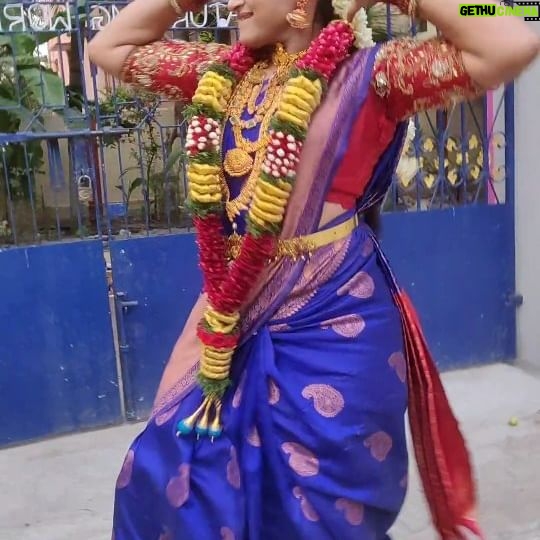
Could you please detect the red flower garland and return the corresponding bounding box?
[200,22,355,315]
[193,214,228,305]
[178,21,356,439]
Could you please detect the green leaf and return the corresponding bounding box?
[205,63,236,82]
[196,374,231,398]
[117,166,143,182]
[116,177,145,203]
[270,118,307,141]
[164,147,184,173]
[0,97,41,131]
[74,0,92,16]
[186,199,223,217]
[247,218,280,237]
[18,67,66,107]
[183,103,223,122]
[11,35,36,56]
[0,96,20,109]
[59,106,88,129]
[13,54,39,69]
[127,177,144,198]
[191,151,221,166]
[260,171,293,186]
[0,110,18,132]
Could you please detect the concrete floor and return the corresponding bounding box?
[1,363,539,540]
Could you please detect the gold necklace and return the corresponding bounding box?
[235,62,276,129]
[222,107,276,222]
[223,65,280,178]
[223,45,307,179]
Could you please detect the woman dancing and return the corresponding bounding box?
[89,0,539,538]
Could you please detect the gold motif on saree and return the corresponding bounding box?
[320,314,366,338]
[282,442,320,477]
[226,446,241,489]
[301,384,345,418]
[335,498,365,526]
[268,377,281,405]
[364,431,393,462]
[247,425,262,447]
[293,487,320,522]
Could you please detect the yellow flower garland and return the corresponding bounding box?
[179,22,356,440]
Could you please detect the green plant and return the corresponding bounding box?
[0,33,66,214]
[0,0,87,226]
[98,86,154,134]
[193,10,218,43]
[99,87,186,222]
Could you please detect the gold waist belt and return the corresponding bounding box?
[227,213,360,260]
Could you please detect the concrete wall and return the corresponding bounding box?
[515,22,540,371]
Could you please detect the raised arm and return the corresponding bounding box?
[118,40,229,103]
[371,36,482,120]
[359,0,540,120]
[88,0,229,102]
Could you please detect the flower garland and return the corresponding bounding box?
[178,20,355,439]
[332,0,374,48]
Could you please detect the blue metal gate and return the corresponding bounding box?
[0,1,517,443]
[110,234,201,420]
[0,240,122,446]
[380,88,517,369]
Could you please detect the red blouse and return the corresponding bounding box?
[120,38,481,209]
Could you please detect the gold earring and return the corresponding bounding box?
[286,0,311,29]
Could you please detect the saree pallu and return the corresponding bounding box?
[113,217,409,540]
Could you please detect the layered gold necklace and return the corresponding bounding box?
[222,45,306,222]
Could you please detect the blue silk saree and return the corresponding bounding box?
[113,44,482,540]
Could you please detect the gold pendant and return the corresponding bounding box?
[223,148,253,178]
[227,230,242,260]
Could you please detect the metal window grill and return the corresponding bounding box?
[0,0,512,248]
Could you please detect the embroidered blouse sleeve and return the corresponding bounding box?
[120,40,230,103]
[372,37,485,121]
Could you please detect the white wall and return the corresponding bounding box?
[515,22,540,371]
